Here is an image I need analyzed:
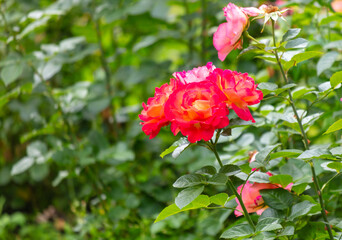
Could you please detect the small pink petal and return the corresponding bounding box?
[241,7,262,16]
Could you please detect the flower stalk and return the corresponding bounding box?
[271,19,334,240]
[207,141,256,231]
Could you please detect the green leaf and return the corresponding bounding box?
[219,164,241,176]
[330,71,342,88]
[18,17,49,39]
[297,148,333,159]
[221,224,254,239]
[52,170,69,187]
[269,175,293,188]
[196,165,216,176]
[1,62,24,86]
[289,201,315,220]
[255,144,281,163]
[317,51,338,76]
[256,218,283,232]
[285,38,308,49]
[29,164,49,182]
[155,195,210,222]
[160,137,190,158]
[175,185,205,209]
[270,149,303,160]
[274,83,297,95]
[283,51,322,70]
[210,193,229,206]
[279,226,295,236]
[324,119,342,135]
[260,188,293,210]
[249,172,271,183]
[11,157,35,176]
[327,162,342,172]
[324,40,342,50]
[292,183,308,195]
[281,28,301,42]
[258,82,278,95]
[320,14,342,25]
[207,173,228,186]
[292,86,315,99]
[173,174,206,188]
[330,147,342,156]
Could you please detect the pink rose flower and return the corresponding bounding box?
[164,81,229,143]
[208,68,263,122]
[332,0,342,12]
[139,79,178,139]
[173,62,216,85]
[235,173,293,216]
[213,3,260,61]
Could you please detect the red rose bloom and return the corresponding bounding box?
[139,79,178,139]
[208,68,263,122]
[164,81,229,143]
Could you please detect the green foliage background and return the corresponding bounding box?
[0,0,341,239]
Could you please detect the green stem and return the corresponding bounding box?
[271,20,334,240]
[245,31,260,44]
[200,0,207,63]
[209,142,256,231]
[92,0,118,140]
[183,0,194,62]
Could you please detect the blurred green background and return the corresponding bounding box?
[0,0,341,239]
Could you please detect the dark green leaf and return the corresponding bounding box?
[330,147,342,156]
[196,165,216,176]
[173,174,206,188]
[317,51,338,76]
[249,172,270,183]
[175,185,205,209]
[285,38,308,49]
[255,144,281,163]
[1,62,24,86]
[219,164,241,176]
[281,28,301,42]
[297,148,333,159]
[260,188,293,210]
[270,149,303,160]
[258,82,278,95]
[256,218,283,232]
[221,224,254,239]
[289,201,315,220]
[207,173,228,186]
[279,226,295,236]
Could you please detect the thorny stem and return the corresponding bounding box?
[271,20,334,240]
[207,142,256,231]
